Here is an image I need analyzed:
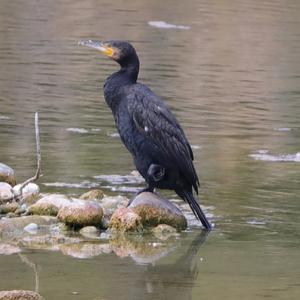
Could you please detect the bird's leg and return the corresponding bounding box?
[147,164,165,182]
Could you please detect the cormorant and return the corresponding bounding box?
[79,40,212,230]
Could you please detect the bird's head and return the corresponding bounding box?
[79,39,138,67]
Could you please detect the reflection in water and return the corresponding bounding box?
[132,231,208,300]
[0,231,208,300]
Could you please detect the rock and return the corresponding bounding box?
[21,235,81,251]
[100,195,129,216]
[0,215,58,240]
[0,163,16,186]
[28,194,71,216]
[0,243,22,255]
[57,200,103,228]
[80,189,105,200]
[129,192,187,230]
[79,226,99,239]
[109,207,143,232]
[12,183,40,203]
[23,223,38,234]
[0,201,19,214]
[0,290,44,300]
[152,224,179,240]
[0,182,14,202]
[99,195,129,228]
[59,242,111,259]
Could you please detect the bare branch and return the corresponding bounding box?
[11,112,42,202]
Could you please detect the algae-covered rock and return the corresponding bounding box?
[0,290,44,300]
[80,189,105,201]
[109,207,143,233]
[129,192,187,230]
[28,194,71,216]
[100,195,129,216]
[57,200,103,228]
[0,182,13,202]
[0,201,19,214]
[99,195,129,229]
[0,163,16,186]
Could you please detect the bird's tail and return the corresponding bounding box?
[180,190,212,230]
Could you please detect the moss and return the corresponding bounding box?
[109,208,143,233]
[29,203,59,216]
[133,205,187,230]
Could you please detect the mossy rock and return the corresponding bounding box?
[109,207,143,233]
[129,192,187,230]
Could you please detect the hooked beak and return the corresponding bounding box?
[78,40,114,57]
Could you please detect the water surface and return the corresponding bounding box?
[0,0,300,299]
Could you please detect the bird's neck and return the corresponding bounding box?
[104,56,139,110]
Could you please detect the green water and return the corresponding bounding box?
[0,0,300,299]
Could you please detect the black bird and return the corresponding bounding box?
[79,40,212,230]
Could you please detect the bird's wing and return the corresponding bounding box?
[126,86,199,192]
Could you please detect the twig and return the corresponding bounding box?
[17,112,42,196]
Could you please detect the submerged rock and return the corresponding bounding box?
[0,290,44,300]
[0,182,14,202]
[23,223,39,234]
[60,242,111,259]
[57,200,103,228]
[109,207,143,232]
[12,183,40,203]
[0,163,16,186]
[129,192,187,230]
[28,194,71,216]
[0,215,58,240]
[80,189,105,201]
[79,226,100,239]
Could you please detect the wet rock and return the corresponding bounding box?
[0,215,58,240]
[0,290,44,300]
[23,223,38,234]
[28,194,71,216]
[0,243,22,255]
[0,163,16,186]
[60,242,112,259]
[57,200,103,228]
[14,204,27,216]
[0,201,19,214]
[100,195,129,216]
[0,182,14,202]
[79,226,100,239]
[12,183,40,203]
[129,192,187,230]
[99,195,129,228]
[109,207,143,232]
[80,189,105,201]
[152,224,179,240]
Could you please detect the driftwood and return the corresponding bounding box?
[0,112,42,203]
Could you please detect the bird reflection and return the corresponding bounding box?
[111,230,209,300]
